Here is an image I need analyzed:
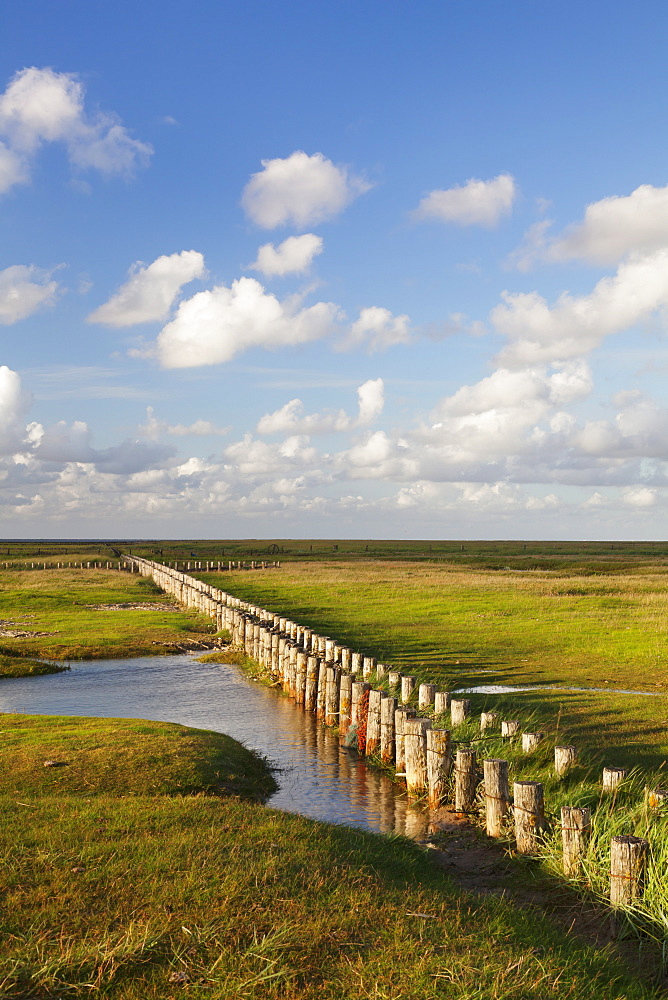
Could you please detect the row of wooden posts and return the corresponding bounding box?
[0,559,278,572]
[124,555,651,913]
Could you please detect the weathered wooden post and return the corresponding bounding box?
[513,781,546,854]
[316,660,328,720]
[380,695,397,764]
[554,745,577,777]
[426,729,451,809]
[365,689,383,755]
[454,747,478,813]
[387,670,401,691]
[295,651,307,705]
[394,706,416,773]
[325,666,341,726]
[483,759,510,837]
[501,719,520,738]
[401,675,416,703]
[603,766,627,792]
[480,710,499,732]
[561,806,591,876]
[305,655,319,712]
[404,718,430,798]
[338,672,352,742]
[521,732,545,752]
[434,691,450,715]
[340,647,352,672]
[418,683,436,710]
[351,652,363,676]
[451,699,471,726]
[351,681,370,736]
[363,655,377,680]
[610,836,648,906]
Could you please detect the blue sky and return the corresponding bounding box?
[2,0,668,538]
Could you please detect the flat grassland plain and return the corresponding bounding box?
[1,540,667,999]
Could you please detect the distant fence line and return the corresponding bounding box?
[124,554,662,928]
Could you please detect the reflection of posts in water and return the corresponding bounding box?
[295,651,307,706]
[405,805,428,840]
[394,796,408,836]
[378,776,396,834]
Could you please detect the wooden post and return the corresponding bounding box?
[480,710,499,732]
[316,660,328,720]
[610,836,648,906]
[451,699,471,726]
[401,675,416,703]
[376,662,387,679]
[454,747,478,813]
[561,806,591,877]
[387,671,401,690]
[325,666,341,726]
[418,683,436,710]
[305,655,319,712]
[295,651,307,706]
[426,729,451,809]
[394,706,416,773]
[521,732,545,752]
[434,691,450,715]
[501,719,520,738]
[404,719,430,798]
[340,647,352,672]
[483,758,510,837]
[365,689,383,755]
[513,781,546,854]
[351,681,370,733]
[603,766,627,792]
[363,655,376,680]
[554,745,577,777]
[338,673,352,741]
[351,652,363,676]
[380,695,397,764]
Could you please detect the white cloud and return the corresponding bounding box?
[152,276,340,368]
[343,306,411,352]
[0,66,151,194]
[0,366,31,452]
[543,184,668,266]
[0,265,60,324]
[413,174,516,227]
[87,251,205,327]
[141,406,229,438]
[250,234,324,276]
[241,151,370,229]
[256,378,384,435]
[492,250,668,367]
[623,487,658,507]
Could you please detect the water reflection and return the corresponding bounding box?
[0,652,428,838]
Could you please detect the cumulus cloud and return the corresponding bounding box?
[151,276,340,368]
[0,265,60,323]
[342,306,411,352]
[141,406,229,438]
[241,151,370,229]
[492,250,668,367]
[250,234,324,276]
[413,174,516,227]
[536,184,668,267]
[256,378,384,435]
[87,250,205,326]
[0,365,31,452]
[0,66,151,194]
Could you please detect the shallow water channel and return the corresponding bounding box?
[0,652,431,838]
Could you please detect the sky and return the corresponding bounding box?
[2,0,668,540]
